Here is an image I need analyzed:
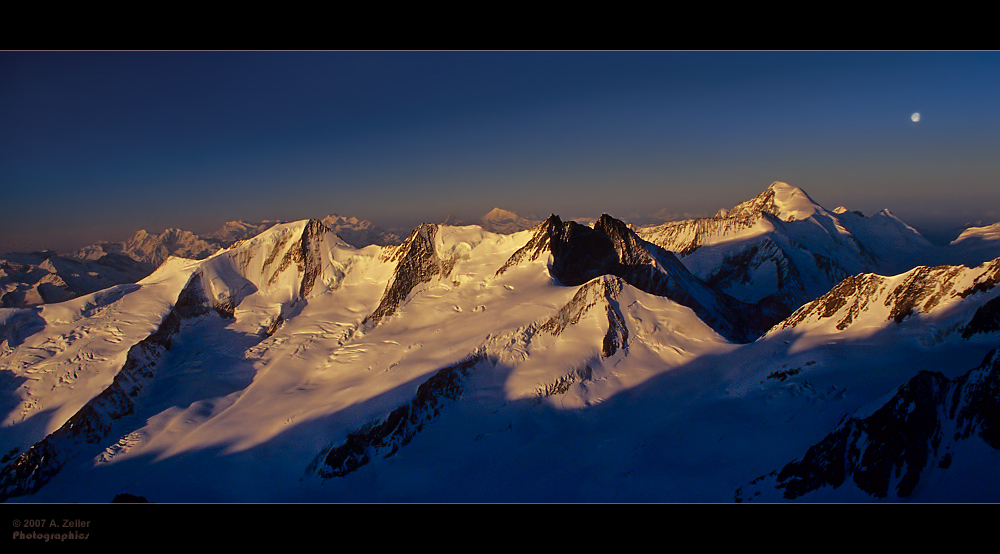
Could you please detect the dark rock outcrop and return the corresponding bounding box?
[319,354,486,478]
[364,224,442,326]
[777,258,1000,335]
[537,276,628,358]
[884,265,965,324]
[735,347,1000,502]
[961,296,1000,339]
[498,214,778,343]
[779,274,887,331]
[267,219,329,299]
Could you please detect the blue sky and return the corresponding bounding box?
[2,51,998,252]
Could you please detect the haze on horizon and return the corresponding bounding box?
[2,51,999,254]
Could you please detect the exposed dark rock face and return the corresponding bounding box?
[957,258,1000,299]
[319,354,486,478]
[495,215,564,277]
[364,224,442,326]
[499,214,777,343]
[767,367,802,382]
[0,448,18,464]
[173,272,213,319]
[706,244,761,287]
[261,233,293,276]
[961,296,1000,339]
[495,214,618,286]
[777,260,1000,334]
[780,274,886,331]
[170,220,331,324]
[884,265,964,324]
[811,251,850,286]
[535,365,594,399]
[537,276,628,359]
[950,349,1000,450]
[735,348,1000,502]
[267,219,329,299]
[602,294,628,359]
[265,313,285,337]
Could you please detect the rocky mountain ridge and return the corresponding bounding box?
[772,258,1000,337]
[736,347,1000,502]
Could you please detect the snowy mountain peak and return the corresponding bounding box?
[175,218,341,317]
[366,223,445,325]
[484,207,518,220]
[479,208,541,234]
[735,181,822,222]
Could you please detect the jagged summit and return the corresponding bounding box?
[496,213,779,342]
[365,223,444,325]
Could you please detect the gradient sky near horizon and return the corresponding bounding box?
[2,50,999,253]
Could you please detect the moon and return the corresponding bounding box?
[911,112,920,122]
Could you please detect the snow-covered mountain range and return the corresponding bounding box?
[637,182,1000,318]
[1,251,150,308]
[1,216,405,309]
[1,221,283,309]
[1,182,999,502]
